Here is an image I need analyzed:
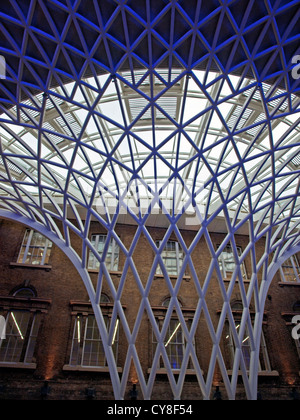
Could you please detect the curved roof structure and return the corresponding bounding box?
[0,0,299,400]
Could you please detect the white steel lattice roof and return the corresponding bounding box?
[0,69,299,237]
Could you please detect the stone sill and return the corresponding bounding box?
[63,365,122,373]
[278,282,300,287]
[0,362,37,370]
[154,274,191,281]
[223,278,251,283]
[88,269,122,277]
[147,368,200,375]
[10,262,52,271]
[227,370,279,377]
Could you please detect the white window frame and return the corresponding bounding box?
[218,244,247,280]
[88,234,119,271]
[295,337,300,359]
[226,322,271,372]
[152,299,194,372]
[0,310,41,364]
[69,314,119,368]
[17,229,52,266]
[153,318,189,371]
[156,240,185,276]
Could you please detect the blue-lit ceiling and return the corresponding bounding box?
[0,0,299,101]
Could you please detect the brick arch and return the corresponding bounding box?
[246,244,300,399]
[0,209,123,399]
[0,0,299,400]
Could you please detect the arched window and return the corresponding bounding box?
[151,298,193,372]
[100,294,110,304]
[0,286,50,367]
[226,302,271,372]
[13,288,36,298]
[280,255,300,283]
[231,301,244,311]
[17,229,52,266]
[162,297,182,308]
[156,241,185,277]
[293,301,300,312]
[0,310,41,365]
[67,294,119,370]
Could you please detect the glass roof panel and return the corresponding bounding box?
[0,68,299,233]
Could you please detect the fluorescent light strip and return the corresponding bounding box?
[112,319,119,346]
[165,323,181,348]
[11,313,24,340]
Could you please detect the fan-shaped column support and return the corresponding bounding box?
[0,209,123,400]
[249,244,300,400]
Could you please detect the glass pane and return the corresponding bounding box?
[218,245,246,279]
[14,288,35,298]
[227,321,269,372]
[70,316,82,366]
[241,335,251,370]
[82,315,107,367]
[88,235,119,271]
[32,232,47,247]
[44,247,52,265]
[156,241,183,276]
[0,311,30,363]
[281,256,300,282]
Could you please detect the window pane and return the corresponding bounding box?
[156,241,184,276]
[0,311,30,363]
[281,256,300,283]
[69,314,119,368]
[83,316,108,367]
[88,235,119,271]
[14,288,35,298]
[25,313,41,363]
[226,321,270,372]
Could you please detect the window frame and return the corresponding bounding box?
[155,240,185,277]
[151,300,195,373]
[69,313,119,369]
[0,310,41,365]
[0,292,50,369]
[217,244,247,280]
[152,317,189,371]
